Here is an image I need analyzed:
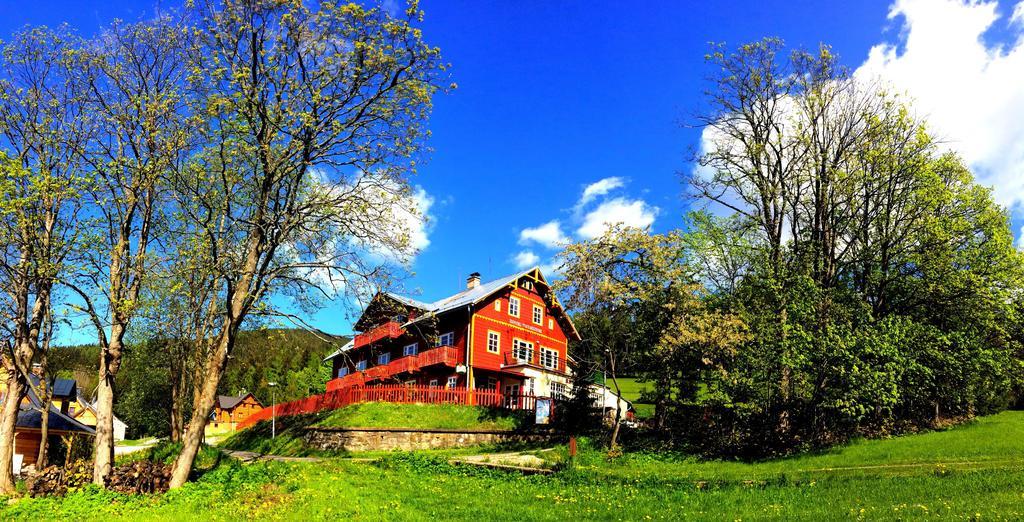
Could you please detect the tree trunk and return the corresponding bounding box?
[170,322,234,488]
[0,371,26,493]
[91,371,116,485]
[170,364,182,443]
[36,379,50,469]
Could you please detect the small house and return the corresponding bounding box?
[206,392,264,436]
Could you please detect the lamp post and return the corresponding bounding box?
[268,382,278,439]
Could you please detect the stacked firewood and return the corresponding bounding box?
[26,460,92,497]
[104,460,173,494]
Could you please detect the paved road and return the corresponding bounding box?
[113,438,158,456]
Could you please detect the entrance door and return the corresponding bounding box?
[504,383,521,409]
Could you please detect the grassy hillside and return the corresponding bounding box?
[7,410,1024,519]
[219,403,527,457]
[611,377,655,418]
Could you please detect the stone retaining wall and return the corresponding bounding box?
[303,427,557,452]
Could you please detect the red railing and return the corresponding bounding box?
[326,346,463,392]
[236,384,542,430]
[417,345,462,367]
[353,321,404,349]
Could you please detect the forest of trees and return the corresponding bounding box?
[557,39,1024,457]
[0,0,444,492]
[52,329,342,440]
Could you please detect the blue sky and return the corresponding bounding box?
[6,1,1024,340]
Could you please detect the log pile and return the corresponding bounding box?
[103,460,173,494]
[26,460,92,497]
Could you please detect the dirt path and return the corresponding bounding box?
[220,449,325,463]
[449,448,556,474]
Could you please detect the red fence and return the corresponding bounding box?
[236,384,542,430]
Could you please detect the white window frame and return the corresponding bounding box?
[532,304,543,325]
[438,331,455,347]
[540,347,558,370]
[508,296,520,317]
[377,352,390,365]
[494,300,501,312]
[355,360,367,371]
[512,338,533,364]
[551,382,567,399]
[429,379,439,387]
[548,318,554,330]
[337,367,349,378]
[446,376,458,389]
[403,343,418,356]
[487,330,501,353]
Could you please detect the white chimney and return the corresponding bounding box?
[466,272,481,290]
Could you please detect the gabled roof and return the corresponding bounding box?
[327,268,579,362]
[217,392,261,410]
[9,380,95,435]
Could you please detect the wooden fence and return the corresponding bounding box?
[236,384,543,430]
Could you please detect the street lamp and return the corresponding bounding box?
[268,382,278,439]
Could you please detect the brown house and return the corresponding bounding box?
[206,392,264,436]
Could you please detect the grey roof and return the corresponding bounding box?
[323,338,355,362]
[217,393,260,410]
[28,374,76,400]
[4,380,95,435]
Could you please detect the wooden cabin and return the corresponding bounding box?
[205,392,264,436]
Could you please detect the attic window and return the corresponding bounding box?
[522,281,534,291]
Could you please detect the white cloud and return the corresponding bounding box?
[577,197,659,239]
[856,0,1024,211]
[513,250,540,269]
[519,220,569,249]
[577,176,626,210]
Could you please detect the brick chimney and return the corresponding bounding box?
[466,272,481,290]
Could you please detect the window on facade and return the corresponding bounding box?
[446,376,458,388]
[532,304,543,325]
[512,339,533,364]
[403,343,418,356]
[429,379,439,387]
[522,280,534,291]
[438,332,454,347]
[487,331,500,353]
[337,367,349,378]
[508,296,520,317]
[377,353,390,365]
[550,382,568,399]
[548,318,554,329]
[355,360,367,371]
[494,300,501,312]
[540,347,559,370]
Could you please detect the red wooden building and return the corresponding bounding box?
[325,268,580,401]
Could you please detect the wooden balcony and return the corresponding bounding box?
[326,372,365,392]
[387,354,420,374]
[353,321,404,349]
[417,345,463,368]
[365,365,389,381]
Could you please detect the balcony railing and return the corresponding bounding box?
[417,345,463,368]
[353,321,404,349]
[326,346,464,390]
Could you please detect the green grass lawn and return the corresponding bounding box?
[6,411,1024,520]
[609,377,655,418]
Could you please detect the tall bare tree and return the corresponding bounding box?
[167,0,445,487]
[67,16,191,484]
[0,26,87,493]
